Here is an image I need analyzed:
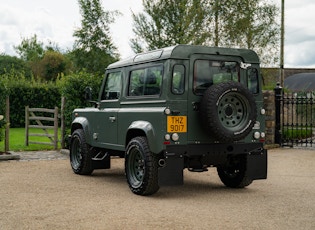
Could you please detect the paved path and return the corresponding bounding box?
[17,150,69,161]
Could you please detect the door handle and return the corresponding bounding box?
[109,116,116,122]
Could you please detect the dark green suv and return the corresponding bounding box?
[70,45,267,195]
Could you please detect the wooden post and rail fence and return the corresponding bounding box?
[25,106,59,149]
[25,97,66,150]
[2,97,65,151]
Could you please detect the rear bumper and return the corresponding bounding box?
[158,143,267,186]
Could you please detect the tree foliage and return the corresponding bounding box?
[39,50,69,81]
[72,0,120,74]
[13,35,71,81]
[132,0,279,66]
[0,54,32,78]
[14,34,45,62]
[131,0,210,52]
[214,0,280,66]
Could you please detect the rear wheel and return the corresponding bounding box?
[125,137,159,195]
[70,129,93,175]
[217,155,252,188]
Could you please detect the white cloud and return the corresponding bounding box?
[285,1,315,67]
[0,0,143,58]
[0,0,314,67]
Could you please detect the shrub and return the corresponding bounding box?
[57,71,103,131]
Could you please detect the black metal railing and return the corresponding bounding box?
[275,84,315,147]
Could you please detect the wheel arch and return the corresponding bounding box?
[71,117,92,144]
[126,121,160,154]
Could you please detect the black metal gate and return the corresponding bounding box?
[275,84,315,147]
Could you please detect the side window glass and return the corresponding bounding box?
[129,66,163,96]
[247,68,259,94]
[129,69,145,96]
[101,72,121,100]
[172,65,185,94]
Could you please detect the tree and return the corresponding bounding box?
[39,51,69,81]
[14,34,44,62]
[0,54,32,78]
[132,0,279,67]
[13,35,71,80]
[72,0,120,74]
[215,0,280,66]
[131,0,210,53]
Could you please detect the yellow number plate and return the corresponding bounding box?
[167,116,187,133]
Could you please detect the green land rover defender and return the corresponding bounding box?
[69,44,267,195]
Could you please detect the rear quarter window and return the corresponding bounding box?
[128,65,163,96]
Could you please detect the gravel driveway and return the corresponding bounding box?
[1,148,314,230]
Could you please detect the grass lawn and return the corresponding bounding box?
[0,128,61,152]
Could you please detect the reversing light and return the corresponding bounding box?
[254,132,260,139]
[261,108,266,115]
[164,134,171,141]
[260,132,266,138]
[171,133,179,141]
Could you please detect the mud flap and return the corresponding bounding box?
[92,152,111,169]
[158,155,184,186]
[247,149,267,180]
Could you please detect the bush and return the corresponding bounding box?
[57,71,103,131]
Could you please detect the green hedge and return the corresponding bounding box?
[0,74,61,128]
[0,72,103,132]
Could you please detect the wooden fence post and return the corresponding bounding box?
[25,106,29,146]
[54,107,58,150]
[5,96,10,152]
[61,97,65,149]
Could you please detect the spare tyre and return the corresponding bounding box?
[200,81,257,142]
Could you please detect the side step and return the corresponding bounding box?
[188,167,208,172]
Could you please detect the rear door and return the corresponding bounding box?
[187,55,242,143]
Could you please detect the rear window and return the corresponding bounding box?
[193,60,239,95]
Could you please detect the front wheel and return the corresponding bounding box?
[125,137,159,195]
[217,155,252,188]
[70,129,93,175]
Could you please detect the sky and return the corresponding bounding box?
[0,0,315,68]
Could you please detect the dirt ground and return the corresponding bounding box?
[1,148,315,230]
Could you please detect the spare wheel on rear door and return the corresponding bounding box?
[199,81,257,142]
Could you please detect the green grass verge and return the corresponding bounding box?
[282,128,313,140]
[0,128,61,152]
